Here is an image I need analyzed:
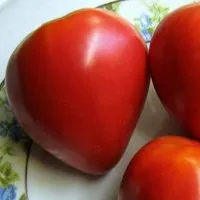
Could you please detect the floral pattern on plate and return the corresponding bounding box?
[133,2,170,41]
[101,0,170,42]
[0,84,30,200]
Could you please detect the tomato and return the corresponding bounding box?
[149,3,200,139]
[6,8,148,174]
[119,136,200,200]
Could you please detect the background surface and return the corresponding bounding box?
[0,0,110,82]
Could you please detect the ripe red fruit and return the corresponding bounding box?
[149,3,200,139]
[119,136,200,200]
[6,8,148,174]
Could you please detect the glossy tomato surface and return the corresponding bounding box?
[119,136,200,200]
[149,3,200,139]
[6,8,148,174]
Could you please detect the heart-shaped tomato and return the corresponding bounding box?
[6,8,148,174]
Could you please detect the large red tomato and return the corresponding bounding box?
[149,3,200,139]
[119,136,200,200]
[6,8,148,174]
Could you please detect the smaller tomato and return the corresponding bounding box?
[119,136,200,200]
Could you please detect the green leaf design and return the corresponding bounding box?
[148,1,170,25]
[2,144,14,156]
[0,121,11,137]
[147,26,154,34]
[133,17,142,30]
[19,193,28,200]
[0,99,5,107]
[134,23,141,31]
[0,161,19,187]
[101,2,120,13]
[0,140,15,157]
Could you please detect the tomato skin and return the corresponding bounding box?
[6,8,148,174]
[149,4,200,139]
[119,136,200,200]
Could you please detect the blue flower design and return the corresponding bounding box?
[0,122,10,137]
[0,187,4,196]
[139,14,152,41]
[10,119,26,142]
[0,185,16,200]
[0,118,28,142]
[140,13,152,28]
[141,28,152,41]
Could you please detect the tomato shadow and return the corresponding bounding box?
[27,142,124,200]
[30,143,101,178]
[136,81,185,139]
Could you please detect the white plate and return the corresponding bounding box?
[0,0,196,199]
